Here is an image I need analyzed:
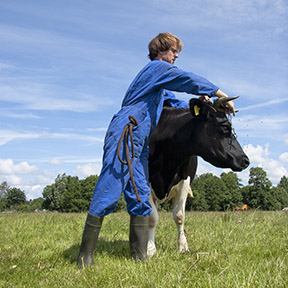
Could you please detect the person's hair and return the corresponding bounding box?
[148,33,183,60]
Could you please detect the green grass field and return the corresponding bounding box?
[1,211,287,288]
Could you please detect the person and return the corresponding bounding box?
[77,32,235,268]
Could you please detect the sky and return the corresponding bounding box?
[0,0,287,200]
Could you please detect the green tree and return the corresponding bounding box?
[276,176,288,209]
[190,173,231,211]
[221,172,243,207]
[6,187,26,209]
[43,174,67,211]
[79,175,98,211]
[18,198,45,212]
[62,175,86,212]
[43,174,99,212]
[278,176,288,191]
[29,197,45,211]
[273,178,288,209]
[186,184,208,211]
[0,182,9,210]
[246,167,273,209]
[240,185,250,206]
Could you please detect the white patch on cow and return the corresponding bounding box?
[147,193,158,257]
[148,176,191,257]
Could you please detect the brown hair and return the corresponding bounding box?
[148,33,183,60]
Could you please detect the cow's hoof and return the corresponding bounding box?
[179,242,189,253]
[179,247,190,254]
[147,240,156,257]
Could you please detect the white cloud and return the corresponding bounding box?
[0,81,115,113]
[244,144,269,163]
[239,98,288,111]
[21,185,43,201]
[0,130,39,145]
[279,152,288,163]
[50,158,64,165]
[74,163,102,178]
[0,129,104,146]
[1,174,22,186]
[152,0,288,37]
[232,113,288,141]
[1,112,40,119]
[0,159,37,174]
[244,144,287,185]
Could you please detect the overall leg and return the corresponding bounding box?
[124,145,151,260]
[78,110,151,265]
[78,136,132,267]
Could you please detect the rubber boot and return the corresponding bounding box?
[77,213,103,268]
[129,215,149,261]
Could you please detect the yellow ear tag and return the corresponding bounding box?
[194,105,200,116]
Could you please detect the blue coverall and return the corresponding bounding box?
[89,59,219,217]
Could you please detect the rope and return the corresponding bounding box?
[117,115,142,203]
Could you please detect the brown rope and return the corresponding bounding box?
[117,115,141,203]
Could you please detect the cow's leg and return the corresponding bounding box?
[147,192,158,257]
[172,177,190,253]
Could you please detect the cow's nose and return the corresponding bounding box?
[242,156,250,169]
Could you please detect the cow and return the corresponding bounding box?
[147,96,250,257]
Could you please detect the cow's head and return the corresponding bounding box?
[189,97,249,172]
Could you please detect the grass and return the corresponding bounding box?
[0,211,287,288]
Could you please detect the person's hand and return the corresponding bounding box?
[198,95,210,102]
[224,100,236,116]
[214,89,236,116]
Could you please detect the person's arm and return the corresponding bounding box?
[163,90,189,109]
[154,62,219,98]
[154,61,236,115]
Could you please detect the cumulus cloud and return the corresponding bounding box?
[0,168,60,200]
[20,185,43,201]
[1,174,22,186]
[244,144,288,185]
[0,159,37,174]
[244,144,269,163]
[74,163,102,178]
[279,152,288,163]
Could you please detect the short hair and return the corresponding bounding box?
[148,33,183,60]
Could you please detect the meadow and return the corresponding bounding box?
[1,211,287,288]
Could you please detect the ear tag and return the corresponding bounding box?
[194,105,200,116]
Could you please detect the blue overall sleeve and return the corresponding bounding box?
[153,62,219,97]
[163,90,189,109]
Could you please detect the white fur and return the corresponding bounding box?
[147,177,192,257]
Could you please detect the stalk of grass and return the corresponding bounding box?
[0,211,287,288]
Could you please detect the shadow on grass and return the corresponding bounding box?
[63,238,130,264]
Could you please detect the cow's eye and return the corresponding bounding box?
[221,125,231,135]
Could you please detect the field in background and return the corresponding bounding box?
[1,211,287,288]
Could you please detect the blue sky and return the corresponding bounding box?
[0,0,287,200]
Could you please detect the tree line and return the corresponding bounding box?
[1,167,287,212]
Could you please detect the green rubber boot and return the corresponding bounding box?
[77,213,103,268]
[129,215,149,261]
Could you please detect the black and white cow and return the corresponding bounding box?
[147,97,249,256]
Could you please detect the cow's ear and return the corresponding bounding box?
[189,98,204,117]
